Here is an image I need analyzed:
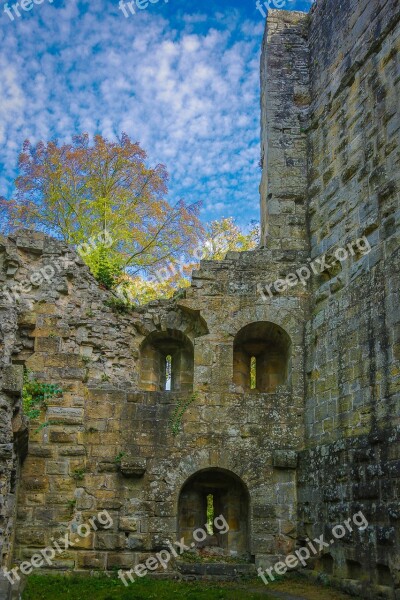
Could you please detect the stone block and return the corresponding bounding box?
[23,477,49,492]
[16,234,44,254]
[86,402,114,419]
[58,446,86,456]
[15,528,46,547]
[52,477,76,493]
[49,430,78,444]
[106,552,135,569]
[127,534,148,550]
[68,529,94,550]
[119,517,138,532]
[2,365,23,395]
[0,444,13,459]
[95,532,125,550]
[74,488,95,511]
[273,450,298,469]
[120,458,146,478]
[34,337,62,353]
[46,459,68,475]
[27,445,53,458]
[22,458,46,478]
[252,536,276,554]
[44,353,83,368]
[76,552,106,570]
[18,312,37,328]
[46,408,83,425]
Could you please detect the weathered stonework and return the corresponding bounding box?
[0,233,306,582]
[297,0,400,597]
[0,0,399,598]
[260,9,309,251]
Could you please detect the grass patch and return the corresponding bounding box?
[22,574,270,600]
[22,573,357,600]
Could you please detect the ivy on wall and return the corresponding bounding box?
[169,392,198,437]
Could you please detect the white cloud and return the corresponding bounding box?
[0,2,263,225]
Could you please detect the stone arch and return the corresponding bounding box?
[233,321,291,392]
[139,329,194,392]
[177,467,250,558]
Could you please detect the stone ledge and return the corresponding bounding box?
[119,457,147,477]
[18,312,37,329]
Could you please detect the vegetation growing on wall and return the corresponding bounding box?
[22,370,63,421]
[169,392,198,436]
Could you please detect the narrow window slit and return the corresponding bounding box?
[165,355,172,391]
[206,493,214,534]
[250,356,257,390]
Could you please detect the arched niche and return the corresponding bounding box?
[233,321,291,393]
[178,468,250,558]
[139,329,193,392]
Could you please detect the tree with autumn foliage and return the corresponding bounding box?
[202,217,259,260]
[2,133,202,288]
[1,134,260,304]
[116,217,259,305]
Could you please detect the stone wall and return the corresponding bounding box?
[260,1,400,597]
[0,231,308,586]
[296,0,399,597]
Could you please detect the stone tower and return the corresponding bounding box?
[0,0,399,598]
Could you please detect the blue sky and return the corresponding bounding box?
[0,0,312,227]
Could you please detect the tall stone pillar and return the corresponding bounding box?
[260,10,310,251]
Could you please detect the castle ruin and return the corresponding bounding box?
[0,0,399,597]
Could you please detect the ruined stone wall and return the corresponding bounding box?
[0,232,205,581]
[296,0,400,597]
[0,231,138,591]
[0,246,26,598]
[0,230,308,583]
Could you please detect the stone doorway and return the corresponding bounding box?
[178,468,250,558]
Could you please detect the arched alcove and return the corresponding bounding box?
[178,468,250,558]
[233,321,291,392]
[139,329,194,392]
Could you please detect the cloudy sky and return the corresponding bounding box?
[0,0,312,227]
